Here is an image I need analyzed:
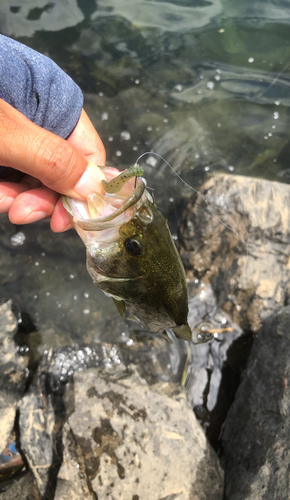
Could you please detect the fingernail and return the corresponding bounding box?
[22,211,48,223]
[0,196,14,212]
[72,160,106,199]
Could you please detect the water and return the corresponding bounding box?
[1,0,290,349]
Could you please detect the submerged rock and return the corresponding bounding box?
[221,306,290,500]
[180,173,290,333]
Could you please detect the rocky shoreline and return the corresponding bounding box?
[1,172,290,499]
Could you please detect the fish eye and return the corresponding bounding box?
[124,238,142,256]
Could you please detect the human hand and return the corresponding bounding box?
[0,98,110,232]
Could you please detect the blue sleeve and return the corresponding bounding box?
[0,35,84,139]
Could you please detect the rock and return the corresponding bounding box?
[183,283,249,446]
[221,306,290,500]
[0,299,28,452]
[66,366,224,500]
[54,423,95,500]
[0,471,39,499]
[19,343,124,500]
[19,343,224,500]
[179,173,290,332]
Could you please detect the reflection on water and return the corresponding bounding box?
[1,0,290,349]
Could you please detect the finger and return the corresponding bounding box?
[8,187,59,224]
[0,99,106,200]
[50,198,73,232]
[67,109,106,166]
[0,182,28,213]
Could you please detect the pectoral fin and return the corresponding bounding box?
[112,298,126,318]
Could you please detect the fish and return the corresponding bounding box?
[62,161,191,341]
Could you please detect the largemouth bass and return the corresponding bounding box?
[62,162,191,341]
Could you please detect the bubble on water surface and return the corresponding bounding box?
[248,57,254,63]
[146,155,158,168]
[108,136,113,142]
[206,81,215,90]
[120,131,131,140]
[10,231,25,246]
[273,112,279,119]
[115,150,122,157]
[101,112,108,121]
[174,84,183,92]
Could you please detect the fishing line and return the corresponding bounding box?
[135,151,248,252]
[256,60,290,98]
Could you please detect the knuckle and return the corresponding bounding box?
[35,134,79,189]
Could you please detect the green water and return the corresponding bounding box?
[1,0,290,348]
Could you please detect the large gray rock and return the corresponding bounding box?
[0,299,28,452]
[221,306,290,500]
[180,173,290,333]
[66,366,224,500]
[19,346,224,500]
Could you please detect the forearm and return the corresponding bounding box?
[0,34,83,138]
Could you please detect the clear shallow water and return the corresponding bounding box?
[1,0,290,349]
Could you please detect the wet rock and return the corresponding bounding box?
[19,342,224,500]
[179,173,290,333]
[54,423,95,500]
[0,299,28,452]
[0,471,39,499]
[183,283,249,447]
[65,366,224,500]
[221,306,290,500]
[19,343,123,500]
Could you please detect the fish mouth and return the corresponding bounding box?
[62,176,146,232]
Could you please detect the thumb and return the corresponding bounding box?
[0,99,106,198]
